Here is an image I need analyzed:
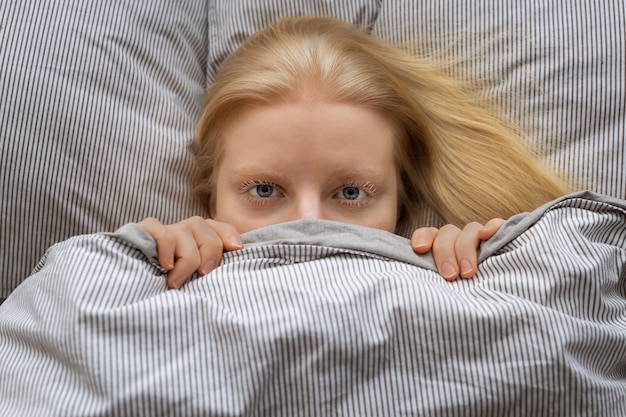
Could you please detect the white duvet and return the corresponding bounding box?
[0,192,625,416]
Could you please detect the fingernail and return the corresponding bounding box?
[230,235,243,249]
[201,260,216,275]
[412,237,428,249]
[460,259,473,276]
[441,262,458,280]
[163,259,174,270]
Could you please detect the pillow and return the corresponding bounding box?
[206,0,380,83]
[0,192,625,415]
[3,0,624,302]
[0,1,210,299]
[372,0,625,201]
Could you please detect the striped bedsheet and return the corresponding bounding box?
[0,192,624,416]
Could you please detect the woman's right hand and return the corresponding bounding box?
[138,216,243,289]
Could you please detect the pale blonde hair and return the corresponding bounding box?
[193,16,568,234]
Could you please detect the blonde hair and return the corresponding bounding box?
[193,16,568,233]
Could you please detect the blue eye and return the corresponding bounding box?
[341,186,363,200]
[254,184,274,198]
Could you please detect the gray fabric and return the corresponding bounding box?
[1,193,625,416]
[0,1,211,299]
[372,0,626,201]
[207,0,380,83]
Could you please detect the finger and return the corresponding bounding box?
[411,227,439,254]
[454,222,484,279]
[204,219,243,251]
[165,220,205,289]
[168,216,235,287]
[186,217,230,276]
[138,217,176,270]
[478,217,506,240]
[174,217,243,279]
[431,224,463,281]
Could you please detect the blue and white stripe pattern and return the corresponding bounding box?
[0,193,624,415]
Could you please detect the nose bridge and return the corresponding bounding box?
[294,189,326,220]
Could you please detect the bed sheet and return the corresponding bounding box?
[0,192,624,416]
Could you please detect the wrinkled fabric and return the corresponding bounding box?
[0,193,625,416]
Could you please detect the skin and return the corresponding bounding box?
[140,99,504,289]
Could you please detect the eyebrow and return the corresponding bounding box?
[230,166,390,183]
[329,168,389,183]
[229,166,285,181]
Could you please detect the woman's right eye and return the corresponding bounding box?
[250,184,276,198]
[240,180,283,198]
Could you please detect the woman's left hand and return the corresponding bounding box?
[411,218,506,280]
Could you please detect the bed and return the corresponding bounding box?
[1,1,625,415]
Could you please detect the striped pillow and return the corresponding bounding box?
[2,0,624,301]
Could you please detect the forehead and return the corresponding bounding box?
[218,100,398,174]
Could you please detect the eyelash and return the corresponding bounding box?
[336,181,378,207]
[239,180,280,206]
[345,181,377,195]
[239,180,273,191]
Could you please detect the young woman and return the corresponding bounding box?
[140,17,568,289]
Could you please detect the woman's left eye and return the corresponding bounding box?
[337,186,365,201]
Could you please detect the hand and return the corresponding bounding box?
[411,218,505,281]
[138,216,243,289]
